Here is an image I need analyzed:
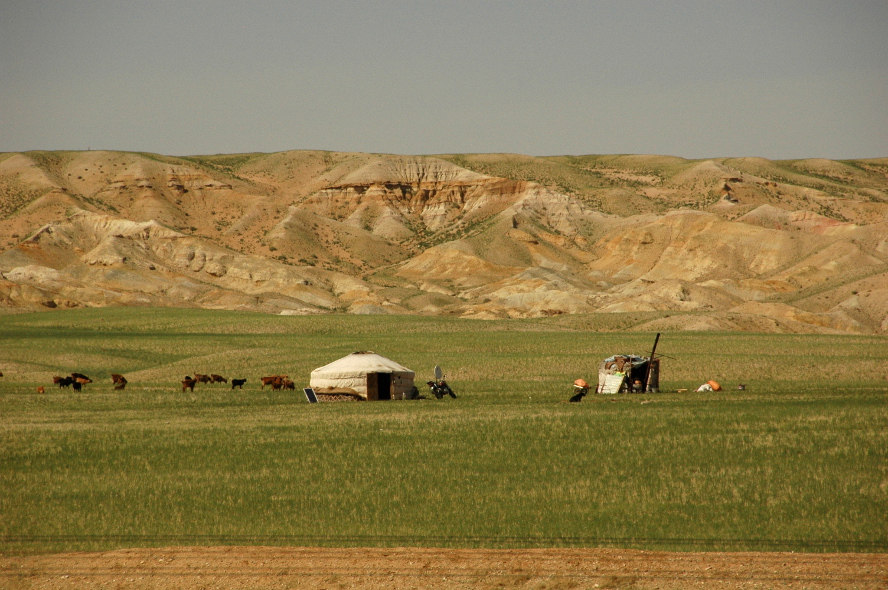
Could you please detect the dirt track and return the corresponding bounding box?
[1,547,886,589]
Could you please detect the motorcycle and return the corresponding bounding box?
[427,365,457,399]
[426,379,457,399]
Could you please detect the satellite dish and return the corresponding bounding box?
[434,365,443,381]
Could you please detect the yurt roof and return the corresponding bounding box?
[311,351,414,377]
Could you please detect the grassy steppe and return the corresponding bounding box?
[1,308,886,554]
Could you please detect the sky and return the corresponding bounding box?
[1,1,886,160]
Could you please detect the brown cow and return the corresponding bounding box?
[194,374,211,384]
[182,378,197,392]
[114,376,128,390]
[281,379,295,390]
[111,374,126,385]
[211,374,228,384]
[36,386,45,394]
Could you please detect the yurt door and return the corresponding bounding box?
[366,372,392,401]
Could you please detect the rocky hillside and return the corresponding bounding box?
[1,150,886,333]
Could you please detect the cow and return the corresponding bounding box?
[211,374,228,384]
[57,376,74,388]
[114,376,128,390]
[281,379,295,390]
[53,376,65,387]
[72,381,82,392]
[194,374,211,384]
[231,378,247,389]
[111,374,126,385]
[182,378,197,392]
[36,386,45,394]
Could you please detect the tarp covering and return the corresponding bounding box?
[310,351,415,399]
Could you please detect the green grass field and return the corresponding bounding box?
[1,308,887,554]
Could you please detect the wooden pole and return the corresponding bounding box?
[645,332,660,392]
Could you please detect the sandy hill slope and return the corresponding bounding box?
[1,150,886,333]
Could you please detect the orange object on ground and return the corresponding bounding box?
[574,378,589,389]
[707,380,722,391]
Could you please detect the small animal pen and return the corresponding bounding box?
[596,355,660,393]
[596,333,662,394]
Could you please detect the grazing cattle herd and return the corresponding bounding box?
[5,371,297,394]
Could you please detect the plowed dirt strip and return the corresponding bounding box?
[1,547,885,589]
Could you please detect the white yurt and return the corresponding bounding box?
[310,351,415,400]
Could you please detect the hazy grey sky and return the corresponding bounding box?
[2,1,886,159]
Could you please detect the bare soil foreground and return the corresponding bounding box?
[1,547,886,590]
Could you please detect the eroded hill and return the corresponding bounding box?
[1,150,886,333]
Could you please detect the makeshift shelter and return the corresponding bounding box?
[310,351,415,401]
[596,354,660,394]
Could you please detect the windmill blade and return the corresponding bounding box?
[434,365,443,381]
